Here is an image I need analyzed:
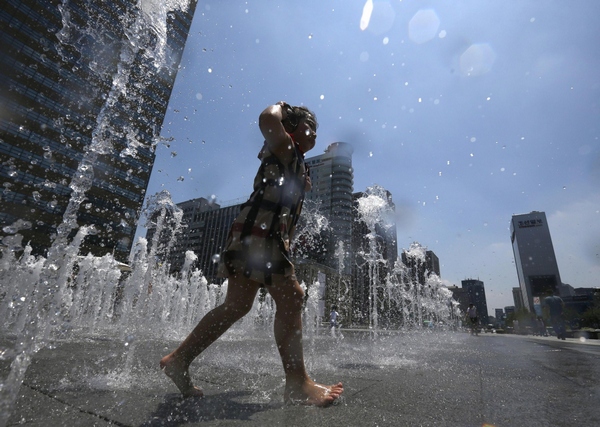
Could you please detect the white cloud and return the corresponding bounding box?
[548,192,600,288]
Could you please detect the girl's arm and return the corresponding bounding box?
[258,102,295,159]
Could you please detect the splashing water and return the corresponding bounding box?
[355,185,396,332]
[0,2,192,424]
[355,186,459,332]
[0,4,460,422]
[290,199,330,260]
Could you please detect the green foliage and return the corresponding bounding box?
[505,308,531,326]
[581,306,600,329]
[575,293,600,328]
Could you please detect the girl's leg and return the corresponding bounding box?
[160,275,261,397]
[266,277,343,406]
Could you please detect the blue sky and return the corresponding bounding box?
[138,0,600,315]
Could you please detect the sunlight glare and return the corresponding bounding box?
[408,9,440,44]
[360,0,373,31]
[460,43,496,76]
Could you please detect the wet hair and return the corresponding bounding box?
[282,105,318,133]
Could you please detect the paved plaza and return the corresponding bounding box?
[2,330,599,427]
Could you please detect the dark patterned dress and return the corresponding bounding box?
[217,142,307,286]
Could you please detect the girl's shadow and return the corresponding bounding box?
[140,391,282,426]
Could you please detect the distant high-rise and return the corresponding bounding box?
[448,285,469,312]
[512,287,524,312]
[400,248,437,286]
[0,0,197,262]
[461,279,489,325]
[305,142,354,273]
[169,198,240,282]
[504,306,515,318]
[426,251,440,277]
[510,211,562,312]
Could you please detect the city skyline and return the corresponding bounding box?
[135,1,600,314]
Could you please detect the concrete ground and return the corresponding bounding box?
[2,330,599,427]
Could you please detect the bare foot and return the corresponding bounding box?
[284,380,344,407]
[160,353,204,398]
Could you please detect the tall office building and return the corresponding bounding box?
[510,211,562,312]
[304,142,354,273]
[169,198,240,282]
[504,306,515,318]
[495,308,504,325]
[0,0,197,262]
[400,248,438,284]
[461,279,489,325]
[512,287,524,312]
[448,285,469,312]
[425,251,440,277]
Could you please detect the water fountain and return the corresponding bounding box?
[0,3,460,425]
[355,185,396,331]
[355,186,460,331]
[0,1,192,424]
[0,189,460,424]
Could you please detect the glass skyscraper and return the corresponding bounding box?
[0,0,197,262]
[510,211,563,312]
[305,142,354,273]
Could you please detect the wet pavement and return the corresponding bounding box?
[2,330,600,427]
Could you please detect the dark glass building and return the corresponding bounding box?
[151,197,242,282]
[305,142,354,273]
[510,211,564,312]
[0,0,197,262]
[461,279,490,325]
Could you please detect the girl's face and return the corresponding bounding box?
[292,118,317,154]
